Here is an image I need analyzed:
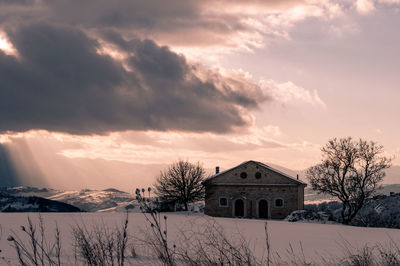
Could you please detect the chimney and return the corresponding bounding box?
[216,166,220,174]
[296,174,299,180]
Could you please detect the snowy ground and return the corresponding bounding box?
[0,213,399,265]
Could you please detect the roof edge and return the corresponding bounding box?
[202,160,307,186]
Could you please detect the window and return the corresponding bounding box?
[219,197,228,207]
[255,172,262,179]
[240,172,247,179]
[275,198,284,208]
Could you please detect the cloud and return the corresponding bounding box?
[0,0,348,57]
[0,0,399,58]
[0,23,267,135]
[355,0,376,14]
[377,0,400,4]
[260,79,326,108]
[2,128,286,165]
[0,0,34,5]
[0,128,324,188]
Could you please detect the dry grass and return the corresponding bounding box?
[72,213,129,266]
[6,215,61,266]
[173,219,261,266]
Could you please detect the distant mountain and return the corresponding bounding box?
[383,165,400,184]
[1,186,139,212]
[268,162,400,186]
[305,184,400,204]
[45,188,138,212]
[0,186,61,197]
[0,192,81,212]
[103,188,127,193]
[374,184,400,195]
[301,164,400,204]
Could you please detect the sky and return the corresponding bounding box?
[0,0,399,190]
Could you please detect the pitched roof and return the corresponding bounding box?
[203,160,307,185]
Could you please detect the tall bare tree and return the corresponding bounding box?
[307,137,391,224]
[154,160,206,211]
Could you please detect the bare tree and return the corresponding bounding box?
[154,160,207,211]
[306,137,392,224]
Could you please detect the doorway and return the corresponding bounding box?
[234,199,244,217]
[258,199,268,219]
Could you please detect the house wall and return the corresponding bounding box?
[203,161,306,219]
[204,184,303,219]
[297,186,304,210]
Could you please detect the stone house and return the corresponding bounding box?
[203,160,307,219]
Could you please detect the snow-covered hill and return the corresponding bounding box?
[0,192,81,212]
[47,188,138,212]
[304,183,400,204]
[0,186,139,212]
[0,186,61,198]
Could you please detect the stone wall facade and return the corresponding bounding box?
[203,161,306,219]
[204,184,304,219]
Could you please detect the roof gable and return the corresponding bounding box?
[203,160,306,186]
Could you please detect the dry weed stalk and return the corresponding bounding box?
[136,187,174,266]
[7,215,61,266]
[72,212,129,266]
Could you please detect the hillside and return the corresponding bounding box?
[0,193,81,212]
[304,183,400,204]
[47,188,138,212]
[0,186,138,212]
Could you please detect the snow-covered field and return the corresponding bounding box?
[0,213,399,265]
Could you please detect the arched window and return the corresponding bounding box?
[255,172,262,179]
[275,198,284,208]
[240,172,247,179]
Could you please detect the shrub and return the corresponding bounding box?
[72,213,129,266]
[7,215,62,266]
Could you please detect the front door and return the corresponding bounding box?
[234,199,244,217]
[258,200,268,218]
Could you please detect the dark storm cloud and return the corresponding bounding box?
[44,0,202,28]
[0,0,33,5]
[41,0,303,29]
[0,0,304,48]
[0,23,266,134]
[36,0,244,48]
